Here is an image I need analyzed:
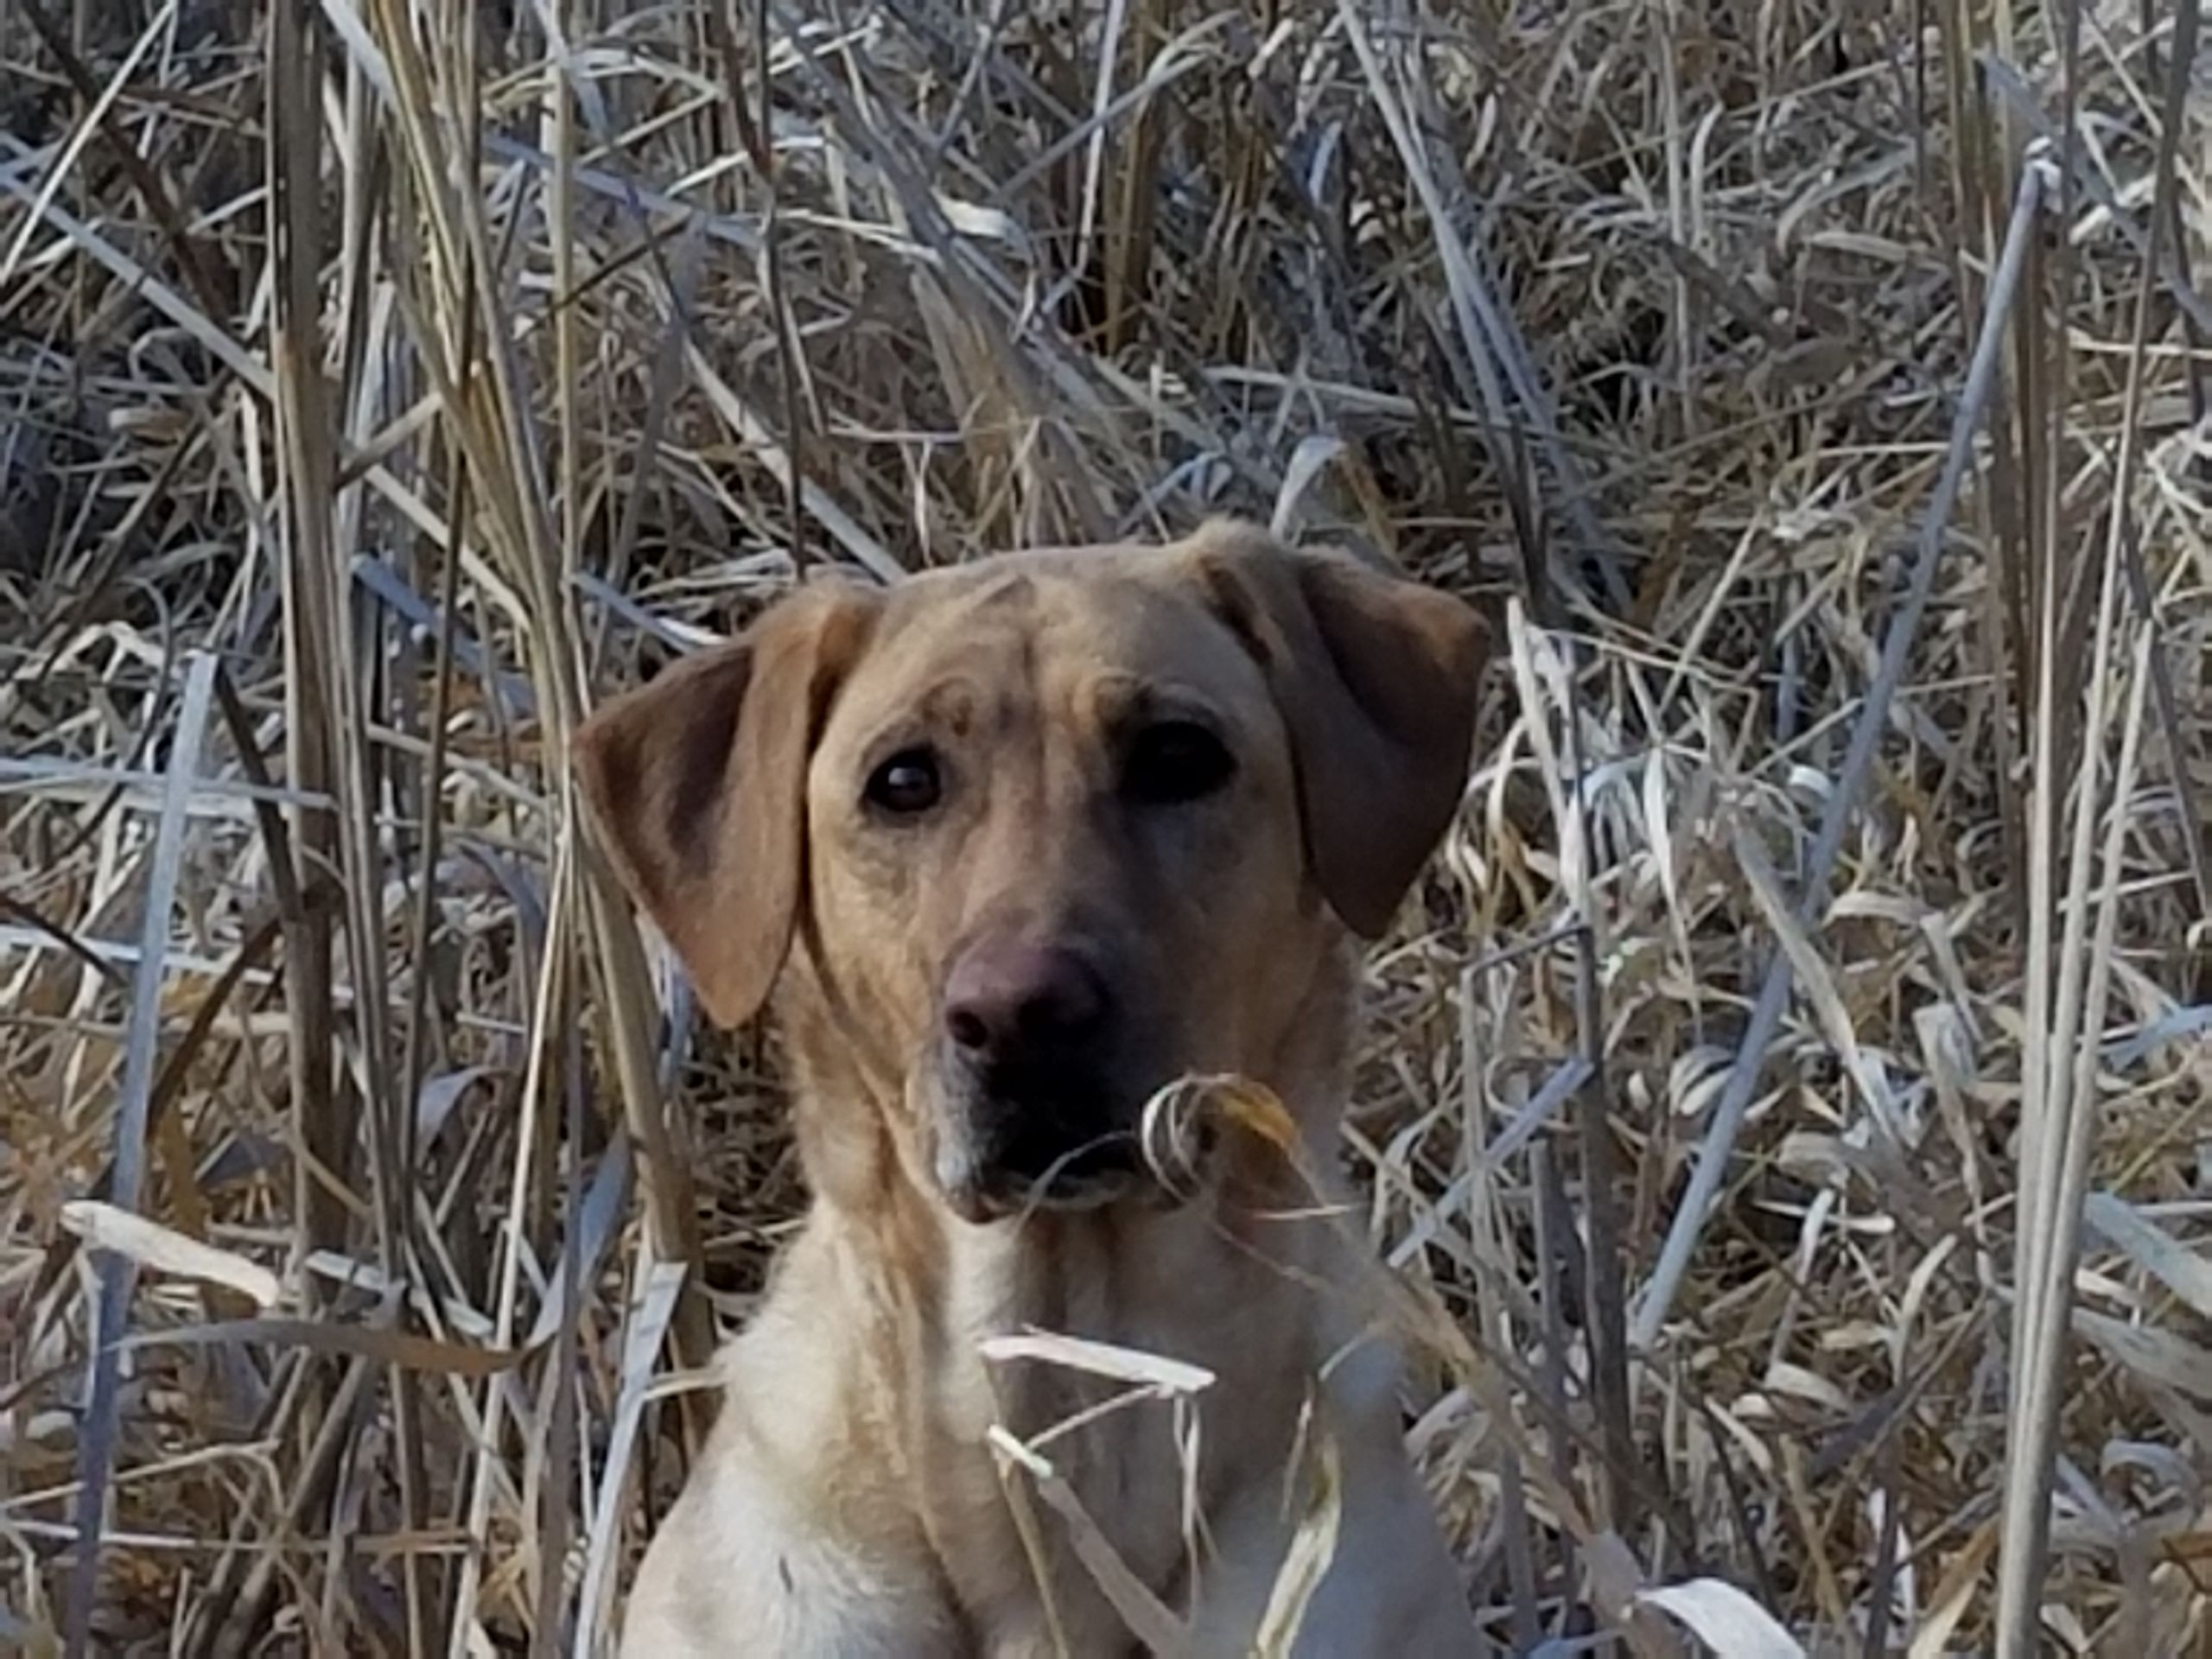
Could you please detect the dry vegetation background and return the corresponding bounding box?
[1,0,2209,1653]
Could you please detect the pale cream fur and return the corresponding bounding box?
[575,524,1489,1656]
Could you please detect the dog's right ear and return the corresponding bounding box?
[573,582,880,1029]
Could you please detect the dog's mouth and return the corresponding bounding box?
[931,1124,1142,1224]
[922,1054,1159,1224]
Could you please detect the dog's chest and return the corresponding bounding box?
[915,1219,1303,1646]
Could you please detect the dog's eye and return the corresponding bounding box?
[1124,721,1235,805]
[865,748,943,815]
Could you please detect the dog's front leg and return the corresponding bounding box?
[619,1465,967,1658]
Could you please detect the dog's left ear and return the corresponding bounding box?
[1183,522,1491,938]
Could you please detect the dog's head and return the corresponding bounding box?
[574,522,1490,1224]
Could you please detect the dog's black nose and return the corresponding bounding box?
[943,937,1107,1059]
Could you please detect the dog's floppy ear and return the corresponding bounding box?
[1183,522,1491,938]
[573,582,880,1027]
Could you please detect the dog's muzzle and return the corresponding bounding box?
[925,934,1145,1223]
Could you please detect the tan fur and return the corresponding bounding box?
[575,521,1491,1656]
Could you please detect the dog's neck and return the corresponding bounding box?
[772,944,1395,1641]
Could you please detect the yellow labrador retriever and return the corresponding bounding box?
[575,519,1489,1656]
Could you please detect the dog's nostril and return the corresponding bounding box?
[943,938,1109,1058]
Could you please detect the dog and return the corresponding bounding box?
[575,519,1491,1656]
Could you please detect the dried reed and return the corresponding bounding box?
[2,1,2208,1654]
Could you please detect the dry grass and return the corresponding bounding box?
[2,0,2209,1653]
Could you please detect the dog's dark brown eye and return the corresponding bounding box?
[1124,721,1234,805]
[866,748,942,815]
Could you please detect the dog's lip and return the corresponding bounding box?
[938,1171,1135,1225]
[932,1134,1141,1224]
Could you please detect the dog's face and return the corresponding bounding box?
[575,523,1489,1224]
[800,555,1315,1219]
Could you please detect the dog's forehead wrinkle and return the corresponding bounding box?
[912,676,987,735]
[873,555,1270,708]
[1034,597,1274,728]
